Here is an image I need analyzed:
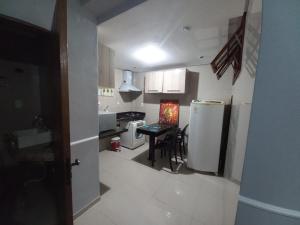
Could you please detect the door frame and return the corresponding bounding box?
[52,0,73,224]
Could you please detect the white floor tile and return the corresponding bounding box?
[97,184,192,225]
[74,204,116,225]
[116,143,149,160]
[190,218,205,225]
[76,145,240,225]
[100,150,169,196]
[153,177,201,217]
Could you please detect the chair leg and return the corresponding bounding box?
[182,140,186,155]
[168,146,173,171]
[174,143,178,165]
[179,142,183,160]
[160,146,163,158]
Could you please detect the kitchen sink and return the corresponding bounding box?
[11,128,52,149]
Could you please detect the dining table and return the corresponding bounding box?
[136,123,177,166]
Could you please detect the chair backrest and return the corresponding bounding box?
[181,124,189,136]
[165,128,177,148]
[159,100,179,125]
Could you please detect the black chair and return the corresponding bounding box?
[156,128,178,171]
[176,124,189,157]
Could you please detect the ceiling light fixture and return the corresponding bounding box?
[133,43,167,65]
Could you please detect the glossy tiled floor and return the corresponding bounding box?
[74,143,240,225]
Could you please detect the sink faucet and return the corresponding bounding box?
[32,115,47,130]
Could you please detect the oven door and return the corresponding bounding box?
[133,125,146,148]
[135,121,145,139]
[135,130,144,139]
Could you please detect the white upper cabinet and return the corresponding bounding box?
[163,68,186,94]
[99,44,115,88]
[145,71,164,93]
[144,68,186,94]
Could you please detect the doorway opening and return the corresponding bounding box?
[0,3,72,224]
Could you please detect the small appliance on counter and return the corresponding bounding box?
[99,111,117,132]
[117,111,146,149]
[121,120,146,149]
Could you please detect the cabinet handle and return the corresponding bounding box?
[148,90,159,92]
[167,90,181,92]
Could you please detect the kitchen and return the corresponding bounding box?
[1,0,298,225]
[98,66,232,168]
[97,68,237,225]
[90,0,262,224]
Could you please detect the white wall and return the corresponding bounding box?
[0,60,41,132]
[0,0,56,30]
[98,1,261,185]
[132,65,233,129]
[195,65,233,104]
[99,65,233,131]
[0,0,101,215]
[0,60,41,165]
[68,0,100,215]
[98,69,134,113]
[225,0,262,182]
[236,0,300,224]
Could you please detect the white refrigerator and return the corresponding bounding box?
[187,100,225,173]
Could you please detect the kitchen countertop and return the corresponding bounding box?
[99,127,128,139]
[116,111,145,121]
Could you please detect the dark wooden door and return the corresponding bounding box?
[0,0,74,224]
[51,0,74,224]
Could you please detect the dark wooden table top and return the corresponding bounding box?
[137,123,177,137]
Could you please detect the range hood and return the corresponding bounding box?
[119,70,141,92]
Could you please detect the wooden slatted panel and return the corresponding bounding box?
[211,12,247,85]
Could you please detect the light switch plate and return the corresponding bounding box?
[99,87,114,97]
[109,88,114,97]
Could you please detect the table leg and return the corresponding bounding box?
[149,136,155,167]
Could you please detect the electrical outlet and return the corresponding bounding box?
[99,87,114,97]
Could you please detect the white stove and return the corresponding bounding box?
[120,120,146,149]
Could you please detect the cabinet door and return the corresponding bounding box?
[145,71,163,93]
[99,44,114,88]
[163,68,186,94]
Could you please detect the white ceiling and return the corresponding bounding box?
[98,0,245,72]
[82,0,146,23]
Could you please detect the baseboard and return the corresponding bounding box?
[230,178,241,185]
[73,196,101,219]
